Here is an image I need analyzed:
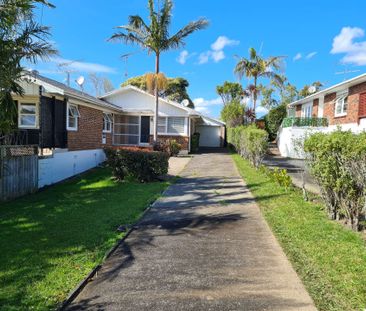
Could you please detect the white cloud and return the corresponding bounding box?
[177,50,189,65]
[211,50,225,62]
[306,51,317,59]
[198,52,210,64]
[331,27,366,65]
[51,57,116,74]
[193,97,222,115]
[255,106,269,116]
[211,36,239,51]
[198,36,239,64]
[293,53,302,61]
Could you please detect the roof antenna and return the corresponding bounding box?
[335,65,360,81]
[121,52,139,78]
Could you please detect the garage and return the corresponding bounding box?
[196,125,221,147]
[194,116,225,148]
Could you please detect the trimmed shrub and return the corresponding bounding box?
[228,125,268,168]
[264,104,287,141]
[190,132,200,153]
[105,148,169,182]
[304,130,366,230]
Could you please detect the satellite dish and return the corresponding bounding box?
[308,85,317,94]
[181,99,190,107]
[76,76,85,86]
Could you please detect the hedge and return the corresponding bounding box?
[228,125,268,168]
[105,148,169,182]
[304,130,366,231]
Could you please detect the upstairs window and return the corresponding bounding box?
[301,102,312,118]
[335,95,348,117]
[19,102,37,128]
[103,113,113,133]
[67,104,80,131]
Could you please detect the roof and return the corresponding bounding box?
[22,71,121,112]
[100,85,200,116]
[289,72,366,107]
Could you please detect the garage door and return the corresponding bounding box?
[196,125,221,147]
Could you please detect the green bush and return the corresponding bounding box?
[168,139,181,156]
[228,125,268,168]
[264,104,287,140]
[105,148,169,182]
[190,132,200,153]
[304,130,366,230]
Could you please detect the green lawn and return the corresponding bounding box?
[232,154,366,311]
[0,167,169,310]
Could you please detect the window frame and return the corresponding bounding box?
[334,95,348,117]
[103,113,113,133]
[157,117,186,135]
[18,101,39,129]
[113,114,140,146]
[301,102,313,118]
[67,103,80,131]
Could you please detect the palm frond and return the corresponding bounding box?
[109,32,147,50]
[168,18,209,50]
[128,15,150,33]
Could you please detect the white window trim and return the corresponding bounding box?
[301,102,313,118]
[334,95,348,117]
[103,113,113,133]
[18,101,39,129]
[67,103,80,131]
[157,117,187,136]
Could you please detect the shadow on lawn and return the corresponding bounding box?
[0,168,166,309]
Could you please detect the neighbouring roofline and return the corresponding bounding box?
[289,72,366,107]
[100,85,200,116]
[21,71,122,112]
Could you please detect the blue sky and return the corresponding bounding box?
[31,0,366,118]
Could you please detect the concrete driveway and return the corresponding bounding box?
[66,149,316,311]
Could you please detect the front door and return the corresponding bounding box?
[140,116,150,143]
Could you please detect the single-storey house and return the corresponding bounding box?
[278,72,366,158]
[6,71,225,187]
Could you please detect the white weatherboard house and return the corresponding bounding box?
[100,85,226,150]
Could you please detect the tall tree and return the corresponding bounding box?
[234,47,284,120]
[109,0,208,141]
[0,0,56,135]
[220,100,245,128]
[216,81,246,105]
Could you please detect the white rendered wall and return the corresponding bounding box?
[277,122,366,159]
[38,149,106,188]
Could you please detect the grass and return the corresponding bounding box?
[232,153,366,311]
[0,167,169,310]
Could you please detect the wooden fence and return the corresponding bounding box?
[0,145,38,201]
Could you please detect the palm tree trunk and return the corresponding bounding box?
[253,76,257,122]
[153,53,160,142]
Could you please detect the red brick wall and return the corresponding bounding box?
[323,90,359,126]
[312,99,319,117]
[150,135,189,151]
[68,105,113,151]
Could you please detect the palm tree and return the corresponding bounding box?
[109,0,208,142]
[0,0,56,137]
[234,47,284,120]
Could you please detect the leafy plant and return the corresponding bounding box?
[168,139,181,156]
[220,100,246,127]
[190,132,200,153]
[228,125,268,168]
[264,104,287,140]
[105,148,169,182]
[304,130,366,231]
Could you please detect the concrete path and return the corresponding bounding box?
[66,149,316,311]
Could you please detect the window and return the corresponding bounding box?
[103,113,112,133]
[301,102,312,118]
[335,95,348,117]
[19,102,37,128]
[67,104,80,131]
[158,117,185,134]
[113,115,139,145]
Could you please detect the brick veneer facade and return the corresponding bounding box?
[150,135,189,151]
[293,80,366,126]
[67,105,113,151]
